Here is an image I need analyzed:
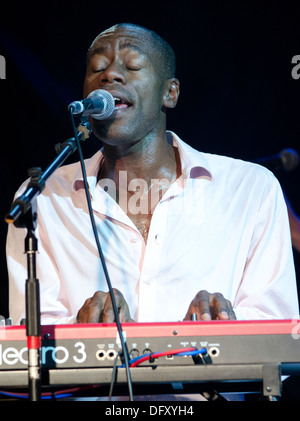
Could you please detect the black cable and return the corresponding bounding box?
[109,350,123,400]
[69,110,134,401]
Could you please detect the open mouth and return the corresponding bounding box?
[113,97,132,110]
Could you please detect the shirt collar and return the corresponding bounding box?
[72,131,213,197]
[169,131,212,181]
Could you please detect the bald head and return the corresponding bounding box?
[87,23,176,80]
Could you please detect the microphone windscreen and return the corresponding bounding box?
[88,89,115,120]
[280,148,299,171]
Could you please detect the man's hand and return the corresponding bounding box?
[77,288,135,323]
[183,290,236,321]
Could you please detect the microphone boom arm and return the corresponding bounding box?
[5,133,84,226]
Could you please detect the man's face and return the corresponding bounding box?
[83,27,169,147]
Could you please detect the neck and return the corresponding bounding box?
[98,132,181,187]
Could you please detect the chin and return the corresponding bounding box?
[92,127,136,147]
[91,119,141,147]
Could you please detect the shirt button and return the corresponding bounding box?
[155,234,162,244]
[130,237,138,244]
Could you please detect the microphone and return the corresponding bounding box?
[68,89,115,120]
[254,148,299,171]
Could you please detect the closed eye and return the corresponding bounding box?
[92,68,106,73]
[126,67,141,71]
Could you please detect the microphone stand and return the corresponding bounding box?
[5,129,87,401]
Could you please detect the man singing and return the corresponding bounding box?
[7,23,299,325]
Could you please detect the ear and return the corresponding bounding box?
[162,78,180,109]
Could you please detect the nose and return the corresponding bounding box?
[98,62,126,86]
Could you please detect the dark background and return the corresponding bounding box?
[0,0,299,318]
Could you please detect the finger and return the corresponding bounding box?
[77,291,107,323]
[211,293,230,320]
[102,293,115,323]
[183,290,212,321]
[102,288,134,323]
[226,301,237,320]
[115,288,135,322]
[196,290,212,320]
[76,299,90,323]
[119,301,135,322]
[211,293,236,320]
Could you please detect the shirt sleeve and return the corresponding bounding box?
[233,172,299,320]
[6,178,79,325]
[7,220,78,325]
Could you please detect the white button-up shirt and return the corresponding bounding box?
[6,132,299,325]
